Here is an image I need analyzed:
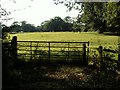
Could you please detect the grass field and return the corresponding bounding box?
[9,32,119,61]
[9,32,118,49]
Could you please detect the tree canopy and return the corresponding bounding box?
[53,0,120,34]
[39,16,74,32]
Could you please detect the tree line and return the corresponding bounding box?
[1,2,120,35]
[2,16,83,34]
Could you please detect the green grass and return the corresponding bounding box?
[9,32,119,60]
[9,32,118,48]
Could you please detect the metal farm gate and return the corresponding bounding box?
[17,41,89,62]
[3,36,90,64]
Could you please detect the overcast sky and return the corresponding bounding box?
[1,0,79,26]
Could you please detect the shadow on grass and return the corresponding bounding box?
[2,44,120,89]
[3,58,120,89]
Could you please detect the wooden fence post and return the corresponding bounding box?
[87,42,89,61]
[99,46,103,61]
[83,43,87,65]
[11,36,17,59]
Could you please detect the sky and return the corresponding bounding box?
[1,0,79,26]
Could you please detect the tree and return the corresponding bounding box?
[3,21,38,32]
[49,16,65,32]
[10,21,21,32]
[64,16,73,23]
[63,16,73,31]
[20,21,37,32]
[2,25,11,39]
[53,1,120,34]
[40,20,50,32]
[104,2,120,33]
[40,16,72,32]
[79,2,106,33]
